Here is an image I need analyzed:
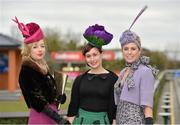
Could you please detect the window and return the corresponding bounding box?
[0,54,8,73]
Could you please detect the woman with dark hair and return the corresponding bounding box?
[67,24,118,125]
[13,17,69,124]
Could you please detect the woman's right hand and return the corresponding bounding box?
[66,116,75,124]
[61,119,71,124]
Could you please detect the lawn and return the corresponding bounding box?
[0,81,72,112]
[0,94,71,124]
[0,79,73,124]
[0,98,70,112]
[0,100,28,112]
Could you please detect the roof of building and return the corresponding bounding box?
[0,33,21,49]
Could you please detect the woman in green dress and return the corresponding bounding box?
[67,24,118,125]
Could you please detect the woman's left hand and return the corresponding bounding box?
[56,93,66,104]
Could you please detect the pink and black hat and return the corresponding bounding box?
[12,16,44,44]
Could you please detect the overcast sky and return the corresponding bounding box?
[0,0,180,51]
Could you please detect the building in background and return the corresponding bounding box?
[0,33,123,91]
[0,33,21,92]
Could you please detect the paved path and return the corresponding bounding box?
[0,110,67,118]
[155,72,180,124]
[173,77,180,124]
[0,90,21,101]
[155,81,170,124]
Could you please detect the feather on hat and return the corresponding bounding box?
[120,6,148,48]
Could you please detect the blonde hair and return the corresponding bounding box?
[21,43,33,57]
[21,41,49,74]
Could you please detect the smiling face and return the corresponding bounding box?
[122,42,141,64]
[30,40,46,61]
[85,47,103,69]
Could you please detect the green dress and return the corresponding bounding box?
[73,108,109,125]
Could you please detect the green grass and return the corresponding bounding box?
[0,118,28,124]
[0,99,70,112]
[0,80,73,124]
[0,94,71,124]
[0,97,70,112]
[0,100,28,124]
[0,100,28,112]
[0,80,73,112]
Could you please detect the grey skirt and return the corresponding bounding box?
[116,100,145,125]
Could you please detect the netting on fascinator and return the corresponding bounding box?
[120,5,148,48]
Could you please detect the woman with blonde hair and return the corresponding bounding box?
[114,6,159,125]
[13,17,69,124]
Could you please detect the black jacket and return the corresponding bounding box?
[18,60,57,112]
[67,70,118,124]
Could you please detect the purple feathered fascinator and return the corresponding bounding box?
[120,5,148,48]
[83,24,113,47]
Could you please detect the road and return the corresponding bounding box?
[173,76,180,124]
[155,70,180,124]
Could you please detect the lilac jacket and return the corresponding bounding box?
[115,64,155,107]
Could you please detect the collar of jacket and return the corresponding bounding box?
[21,57,47,75]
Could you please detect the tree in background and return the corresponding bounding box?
[44,28,83,52]
[103,59,125,72]
[64,30,83,51]
[11,27,180,71]
[44,28,63,52]
[142,49,168,70]
[43,28,84,72]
